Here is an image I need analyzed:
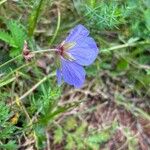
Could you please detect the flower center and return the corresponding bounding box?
[59,45,64,56]
[56,42,76,61]
[57,42,76,55]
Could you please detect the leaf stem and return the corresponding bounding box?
[19,73,55,101]
[0,54,22,69]
[49,8,61,45]
[28,0,46,36]
[0,0,7,5]
[1,62,33,82]
[101,40,150,52]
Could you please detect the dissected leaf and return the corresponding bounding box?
[54,127,64,144]
[0,30,16,47]
[7,20,26,48]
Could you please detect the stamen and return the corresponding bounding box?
[63,42,76,51]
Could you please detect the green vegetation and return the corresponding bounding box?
[0,0,150,149]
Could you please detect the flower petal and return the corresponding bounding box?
[65,24,89,43]
[61,59,85,88]
[69,37,99,66]
[56,69,62,85]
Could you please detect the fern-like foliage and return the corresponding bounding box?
[30,81,61,116]
[82,1,125,30]
[0,30,16,47]
[7,20,27,50]
[28,81,61,149]
[0,102,14,139]
[78,0,150,38]
[0,141,17,150]
[0,20,27,57]
[53,118,118,150]
[0,102,17,150]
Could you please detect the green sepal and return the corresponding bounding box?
[55,55,61,69]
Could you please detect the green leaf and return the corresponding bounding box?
[39,100,82,125]
[75,122,87,136]
[28,0,50,36]
[0,19,27,57]
[83,1,125,30]
[0,141,18,150]
[0,30,16,47]
[0,102,15,140]
[34,124,46,149]
[146,69,150,75]
[144,8,150,31]
[65,135,75,150]
[87,133,109,144]
[65,117,77,131]
[86,122,117,149]
[7,20,27,50]
[9,48,21,58]
[117,59,129,71]
[54,127,64,144]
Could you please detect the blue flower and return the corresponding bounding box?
[56,24,99,88]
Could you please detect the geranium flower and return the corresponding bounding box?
[56,24,99,88]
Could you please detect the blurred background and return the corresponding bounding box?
[0,0,150,149]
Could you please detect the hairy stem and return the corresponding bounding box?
[0,48,57,69]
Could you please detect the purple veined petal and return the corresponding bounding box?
[61,59,86,88]
[56,69,62,85]
[81,37,99,53]
[65,24,89,43]
[76,36,99,54]
[69,37,99,66]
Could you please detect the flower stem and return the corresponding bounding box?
[31,48,57,54]
[0,49,57,69]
